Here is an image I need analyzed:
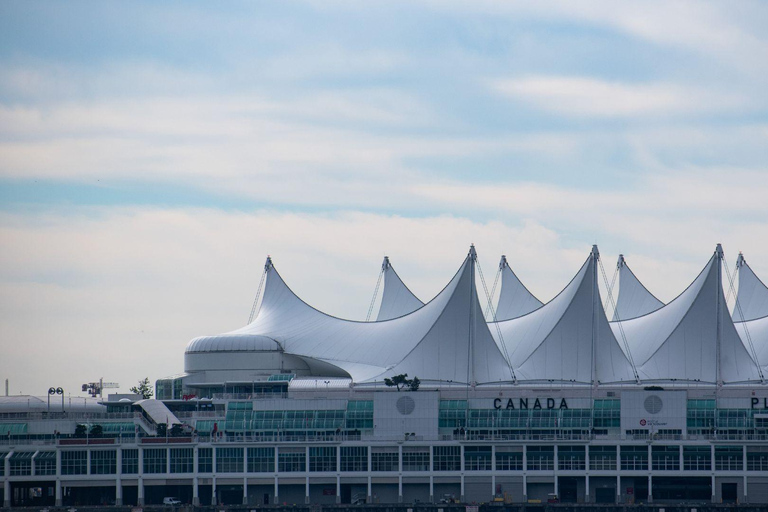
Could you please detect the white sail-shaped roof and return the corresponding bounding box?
[188,248,510,384]
[611,246,761,383]
[734,253,768,322]
[734,316,768,375]
[491,246,637,384]
[376,256,424,321]
[495,255,543,321]
[611,254,664,321]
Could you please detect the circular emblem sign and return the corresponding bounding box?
[396,395,416,415]
[644,395,663,414]
[639,419,647,426]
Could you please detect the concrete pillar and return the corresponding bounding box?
[491,445,497,501]
[553,445,558,497]
[56,449,62,506]
[398,445,403,503]
[429,475,434,503]
[616,475,620,505]
[522,445,528,502]
[585,474,590,504]
[711,444,716,504]
[274,476,279,504]
[116,446,123,506]
[86,448,91,475]
[647,474,652,503]
[336,447,341,504]
[193,446,200,506]
[211,477,217,506]
[743,445,748,503]
[305,476,310,504]
[243,447,249,505]
[459,445,465,501]
[3,479,9,508]
[137,477,144,506]
[460,474,465,502]
[367,446,372,503]
[55,479,62,507]
[335,476,341,504]
[584,445,590,503]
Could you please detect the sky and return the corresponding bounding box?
[1,1,767,397]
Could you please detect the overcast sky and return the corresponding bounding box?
[1,1,767,397]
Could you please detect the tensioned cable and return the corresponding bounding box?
[365,267,385,322]
[598,258,640,383]
[484,265,501,320]
[476,256,517,383]
[723,255,764,381]
[247,267,268,324]
[603,264,618,317]
[724,260,739,308]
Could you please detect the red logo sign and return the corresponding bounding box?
[639,419,647,426]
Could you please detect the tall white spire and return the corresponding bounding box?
[611,254,664,321]
[376,256,424,321]
[734,252,768,322]
[495,255,543,320]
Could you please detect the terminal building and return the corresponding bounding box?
[2,244,768,507]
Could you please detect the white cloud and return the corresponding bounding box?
[491,76,746,118]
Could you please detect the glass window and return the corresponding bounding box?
[526,446,553,471]
[652,445,679,470]
[683,446,710,471]
[10,452,34,476]
[371,448,398,472]
[309,446,336,472]
[340,446,367,472]
[346,401,373,430]
[402,447,429,471]
[34,452,57,476]
[61,451,87,475]
[495,447,523,471]
[278,447,306,472]
[620,446,648,471]
[122,449,138,474]
[715,446,742,471]
[90,450,117,474]
[216,447,244,473]
[747,447,768,472]
[143,448,167,474]
[464,446,491,471]
[593,399,620,429]
[433,446,460,471]
[440,400,468,429]
[589,446,616,471]
[198,448,212,473]
[170,448,193,474]
[247,447,275,473]
[558,446,585,470]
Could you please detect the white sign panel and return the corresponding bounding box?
[620,390,687,433]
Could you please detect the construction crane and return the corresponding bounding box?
[81,378,120,398]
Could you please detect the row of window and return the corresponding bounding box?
[222,401,374,432]
[4,445,766,476]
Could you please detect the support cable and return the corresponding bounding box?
[247,265,268,324]
[365,267,385,322]
[598,258,640,383]
[484,265,501,321]
[476,255,517,383]
[723,256,764,382]
[603,264,618,317]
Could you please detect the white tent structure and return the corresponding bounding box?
[494,255,542,321]
[183,244,765,388]
[187,247,512,385]
[732,253,768,376]
[610,254,664,321]
[610,245,762,384]
[490,246,637,384]
[733,252,768,322]
[375,256,424,321]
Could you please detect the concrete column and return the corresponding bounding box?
[553,445,558,497]
[522,445,528,502]
[367,446,372,503]
[460,474,465,502]
[429,475,434,503]
[679,445,684,471]
[211,447,217,505]
[55,479,62,507]
[56,449,62,506]
[336,447,341,504]
[584,445,590,503]
[167,447,171,475]
[459,445,465,501]
[3,479,9,508]
[192,446,199,506]
[137,477,144,506]
[743,445,748,503]
[86,448,91,475]
[398,445,403,503]
[274,476,279,504]
[616,475,620,505]
[491,444,497,501]
[711,444,716,504]
[243,447,249,505]
[647,474,652,503]
[305,476,310,505]
[116,447,123,506]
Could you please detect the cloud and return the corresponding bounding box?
[491,76,746,118]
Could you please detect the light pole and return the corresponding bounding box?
[47,387,64,412]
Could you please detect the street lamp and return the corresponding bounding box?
[47,387,64,412]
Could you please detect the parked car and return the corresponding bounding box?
[163,497,182,506]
